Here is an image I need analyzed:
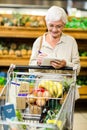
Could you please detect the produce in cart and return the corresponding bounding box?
[38,80,63,98]
[0,65,76,130]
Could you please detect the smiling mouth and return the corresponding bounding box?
[52,31,59,34]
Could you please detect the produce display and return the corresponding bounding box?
[65,17,87,29]
[0,71,7,90]
[77,76,87,86]
[0,13,87,30]
[0,13,46,27]
[0,42,32,57]
[79,50,87,57]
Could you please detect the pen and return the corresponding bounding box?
[38,50,42,54]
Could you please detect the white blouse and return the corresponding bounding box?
[29,33,80,75]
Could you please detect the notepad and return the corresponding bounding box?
[41,57,62,66]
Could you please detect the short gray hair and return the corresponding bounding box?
[45,6,68,24]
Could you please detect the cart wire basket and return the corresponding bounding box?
[0,64,77,130]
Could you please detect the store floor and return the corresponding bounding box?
[73,99,87,130]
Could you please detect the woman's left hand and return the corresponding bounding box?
[51,59,66,69]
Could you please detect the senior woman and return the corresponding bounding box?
[29,6,80,75]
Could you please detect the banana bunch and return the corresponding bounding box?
[38,80,63,98]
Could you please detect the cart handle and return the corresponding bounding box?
[14,65,73,70]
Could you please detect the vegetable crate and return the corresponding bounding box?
[0,65,77,130]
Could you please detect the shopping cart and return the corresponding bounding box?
[0,64,77,130]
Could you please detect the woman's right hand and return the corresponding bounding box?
[37,53,47,65]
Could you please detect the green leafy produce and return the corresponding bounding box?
[39,100,61,124]
[79,51,87,56]
[65,17,87,29]
[43,109,57,123]
[0,77,6,86]
[77,76,87,86]
[15,110,26,130]
[62,77,73,92]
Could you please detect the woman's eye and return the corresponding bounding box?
[50,25,54,27]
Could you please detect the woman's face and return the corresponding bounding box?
[47,20,64,38]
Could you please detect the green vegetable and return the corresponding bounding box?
[46,99,61,110]
[65,17,87,29]
[62,77,73,92]
[16,110,26,130]
[43,104,61,123]
[0,77,6,85]
[77,76,87,85]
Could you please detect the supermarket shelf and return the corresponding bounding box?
[0,26,87,39]
[80,61,87,68]
[78,86,87,99]
[0,55,30,66]
[0,86,3,93]
[0,26,47,38]
[63,28,87,39]
[80,57,87,68]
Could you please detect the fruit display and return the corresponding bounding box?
[0,13,46,27]
[0,41,32,57]
[1,13,87,30]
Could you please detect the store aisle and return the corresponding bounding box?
[73,99,87,130]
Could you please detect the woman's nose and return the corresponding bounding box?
[52,26,58,31]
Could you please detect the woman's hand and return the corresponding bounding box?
[37,53,47,65]
[51,59,66,69]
